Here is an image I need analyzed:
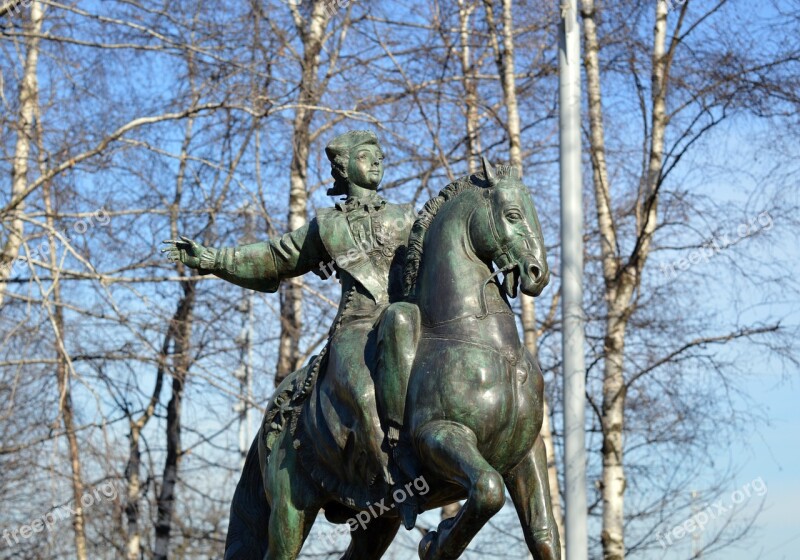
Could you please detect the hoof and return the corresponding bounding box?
[418,530,438,560]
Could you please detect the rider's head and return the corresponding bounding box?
[325,130,385,197]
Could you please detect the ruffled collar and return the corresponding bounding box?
[335,191,386,212]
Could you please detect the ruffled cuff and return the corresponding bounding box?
[198,247,218,271]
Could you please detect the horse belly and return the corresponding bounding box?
[408,340,542,470]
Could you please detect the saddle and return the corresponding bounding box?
[260,310,402,510]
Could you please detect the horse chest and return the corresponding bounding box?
[410,339,537,444]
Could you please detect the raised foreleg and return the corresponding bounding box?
[414,420,506,560]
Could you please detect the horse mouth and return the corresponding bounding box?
[517,260,549,297]
[502,266,519,298]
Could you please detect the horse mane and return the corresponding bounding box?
[402,164,521,298]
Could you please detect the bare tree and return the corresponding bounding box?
[580,0,798,557]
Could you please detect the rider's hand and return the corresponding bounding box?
[162,236,206,269]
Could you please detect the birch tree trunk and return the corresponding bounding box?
[40,166,88,560]
[26,44,88,558]
[0,1,43,307]
[441,1,483,522]
[276,0,333,386]
[154,151,197,555]
[153,281,195,560]
[125,428,144,560]
[581,1,678,557]
[457,0,482,173]
[580,4,624,557]
[153,77,200,558]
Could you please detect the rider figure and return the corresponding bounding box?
[164,130,421,527]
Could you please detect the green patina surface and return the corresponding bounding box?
[164,130,560,560]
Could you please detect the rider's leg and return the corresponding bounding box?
[503,435,561,560]
[376,301,420,443]
[415,420,506,560]
[340,516,402,560]
[375,302,421,528]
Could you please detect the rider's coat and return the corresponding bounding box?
[234,191,414,323]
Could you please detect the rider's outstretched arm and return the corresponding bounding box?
[197,219,330,293]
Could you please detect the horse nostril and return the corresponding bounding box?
[528,264,542,281]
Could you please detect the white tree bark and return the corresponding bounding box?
[0,1,44,308]
[154,76,199,558]
[457,0,482,172]
[276,0,333,386]
[125,355,164,560]
[40,153,88,560]
[581,1,677,558]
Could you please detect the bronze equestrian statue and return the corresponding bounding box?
[164,130,559,560]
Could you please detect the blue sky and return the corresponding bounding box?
[733,378,800,560]
[655,108,800,559]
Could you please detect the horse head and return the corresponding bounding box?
[470,157,550,298]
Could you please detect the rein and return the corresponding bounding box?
[477,264,513,320]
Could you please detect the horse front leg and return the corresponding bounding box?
[415,420,506,560]
[504,435,561,560]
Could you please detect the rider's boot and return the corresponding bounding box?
[387,426,419,530]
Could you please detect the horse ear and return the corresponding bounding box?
[481,156,497,187]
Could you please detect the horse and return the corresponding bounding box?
[224,158,559,560]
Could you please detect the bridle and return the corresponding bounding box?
[482,188,516,273]
[476,188,522,319]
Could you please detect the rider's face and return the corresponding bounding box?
[347,145,384,191]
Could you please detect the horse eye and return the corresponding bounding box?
[506,212,523,222]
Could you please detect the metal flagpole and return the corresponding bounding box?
[558,0,587,558]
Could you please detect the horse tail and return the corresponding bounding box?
[224,432,270,560]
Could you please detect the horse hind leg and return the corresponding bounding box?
[340,516,402,560]
[415,420,506,560]
[503,436,561,560]
[265,502,315,560]
[264,430,322,560]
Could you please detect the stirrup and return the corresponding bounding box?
[387,425,401,447]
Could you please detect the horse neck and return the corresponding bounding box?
[416,193,508,325]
